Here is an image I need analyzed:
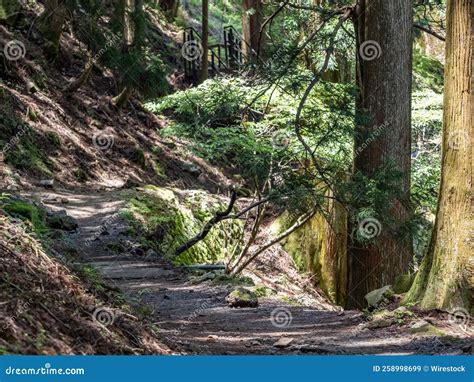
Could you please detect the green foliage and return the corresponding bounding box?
[70,1,170,99]
[413,49,444,92]
[146,78,250,127]
[410,73,443,260]
[128,147,146,168]
[78,264,106,293]
[45,131,61,148]
[147,77,355,217]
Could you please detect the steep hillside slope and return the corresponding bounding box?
[0,2,230,192]
[0,211,171,354]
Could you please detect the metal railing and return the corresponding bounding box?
[182,25,256,82]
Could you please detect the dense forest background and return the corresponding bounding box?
[0,0,472,355]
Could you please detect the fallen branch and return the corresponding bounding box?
[173,190,237,257]
[185,264,226,270]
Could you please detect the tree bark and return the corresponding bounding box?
[198,0,209,84]
[241,0,264,60]
[404,0,473,312]
[39,0,67,57]
[347,0,414,309]
[159,0,179,21]
[282,189,348,305]
[112,0,143,108]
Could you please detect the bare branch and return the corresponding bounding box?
[413,23,446,41]
[173,190,237,257]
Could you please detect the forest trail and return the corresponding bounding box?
[22,189,471,355]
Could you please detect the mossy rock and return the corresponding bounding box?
[365,285,393,308]
[367,318,393,329]
[225,287,258,308]
[272,203,347,306]
[46,213,78,231]
[393,274,415,294]
[252,284,276,298]
[122,186,243,265]
[409,320,445,336]
[393,306,415,320]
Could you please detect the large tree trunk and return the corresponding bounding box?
[404,0,473,312]
[241,0,263,60]
[346,0,414,309]
[39,0,67,57]
[112,0,140,108]
[198,0,208,84]
[133,0,145,48]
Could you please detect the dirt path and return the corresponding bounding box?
[25,189,472,355]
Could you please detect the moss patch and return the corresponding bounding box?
[272,199,347,305]
[0,198,48,235]
[122,186,243,265]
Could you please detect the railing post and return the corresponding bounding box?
[224,29,229,69]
